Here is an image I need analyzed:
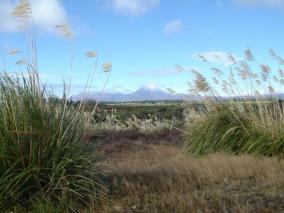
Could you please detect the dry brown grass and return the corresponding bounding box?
[85,129,182,158]
[87,132,284,212]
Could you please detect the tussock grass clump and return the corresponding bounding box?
[184,104,248,156]
[0,1,107,211]
[183,48,284,156]
[0,72,105,211]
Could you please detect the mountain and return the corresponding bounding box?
[72,85,196,102]
[126,85,184,101]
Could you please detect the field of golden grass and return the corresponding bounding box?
[83,130,284,212]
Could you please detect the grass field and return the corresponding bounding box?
[84,101,185,121]
[8,126,284,212]
[88,129,284,212]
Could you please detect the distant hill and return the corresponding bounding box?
[72,85,200,102]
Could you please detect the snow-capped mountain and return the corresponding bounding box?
[72,85,194,102]
[127,85,178,101]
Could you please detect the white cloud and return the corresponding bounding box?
[234,0,284,8]
[163,20,183,35]
[194,51,242,66]
[30,0,68,31]
[104,0,160,16]
[0,0,68,33]
[0,1,19,32]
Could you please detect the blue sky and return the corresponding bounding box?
[0,0,284,96]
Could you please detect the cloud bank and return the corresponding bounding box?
[0,0,69,33]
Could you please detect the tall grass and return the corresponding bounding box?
[0,71,106,212]
[183,48,284,156]
[0,0,106,211]
[106,145,284,212]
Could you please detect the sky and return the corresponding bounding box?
[0,0,284,96]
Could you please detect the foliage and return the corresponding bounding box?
[89,102,185,122]
[77,103,184,134]
[183,48,284,156]
[0,72,106,211]
[0,1,107,211]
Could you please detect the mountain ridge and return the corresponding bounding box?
[72,85,197,102]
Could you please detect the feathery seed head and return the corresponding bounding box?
[11,0,31,18]
[55,25,73,38]
[227,53,237,64]
[103,63,112,72]
[229,69,237,84]
[269,49,277,59]
[211,67,223,76]
[198,54,207,62]
[86,51,98,58]
[238,69,249,80]
[261,64,271,74]
[245,47,255,61]
[240,61,251,73]
[15,59,27,65]
[9,49,21,56]
[175,64,184,72]
[194,72,210,92]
